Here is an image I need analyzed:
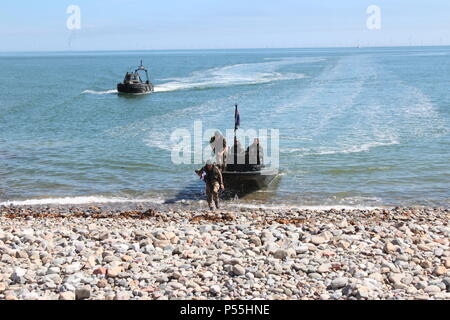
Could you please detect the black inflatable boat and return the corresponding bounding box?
[117,61,154,94]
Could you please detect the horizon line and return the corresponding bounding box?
[1,44,449,54]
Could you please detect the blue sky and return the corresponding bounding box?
[0,0,449,51]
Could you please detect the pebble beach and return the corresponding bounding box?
[0,204,449,300]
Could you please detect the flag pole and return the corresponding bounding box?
[234,104,238,166]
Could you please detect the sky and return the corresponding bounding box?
[0,0,449,52]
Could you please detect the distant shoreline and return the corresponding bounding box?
[1,45,450,55]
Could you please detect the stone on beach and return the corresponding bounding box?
[93,267,107,276]
[75,287,91,300]
[330,277,348,289]
[10,269,27,285]
[59,292,76,300]
[232,265,246,276]
[273,249,291,260]
[114,292,131,300]
[444,258,450,269]
[311,236,327,245]
[317,264,331,273]
[210,285,221,295]
[107,267,123,278]
[0,205,448,300]
[433,266,447,276]
[384,242,398,254]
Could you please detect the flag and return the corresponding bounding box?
[234,104,240,131]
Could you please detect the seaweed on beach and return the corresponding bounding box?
[271,218,308,225]
[189,212,236,223]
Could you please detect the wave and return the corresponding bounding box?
[1,196,383,211]
[282,139,399,157]
[153,57,310,92]
[81,89,118,95]
[314,140,400,155]
[0,196,165,206]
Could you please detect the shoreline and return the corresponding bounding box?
[0,205,449,300]
[2,198,447,212]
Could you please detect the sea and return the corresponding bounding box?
[0,46,449,209]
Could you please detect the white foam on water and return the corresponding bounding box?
[82,89,118,95]
[0,196,165,206]
[396,85,449,137]
[273,55,433,160]
[405,52,449,57]
[318,140,396,156]
[107,57,318,151]
[360,67,449,140]
[153,57,309,92]
[107,91,246,153]
[281,147,310,154]
[281,137,399,157]
[154,72,305,92]
[272,55,374,148]
[263,57,326,63]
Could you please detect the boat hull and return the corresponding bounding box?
[117,83,154,94]
[222,168,279,194]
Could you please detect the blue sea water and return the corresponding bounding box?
[0,47,449,208]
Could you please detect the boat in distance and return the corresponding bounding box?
[117,61,154,94]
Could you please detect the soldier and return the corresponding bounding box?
[230,138,245,165]
[209,131,228,170]
[231,138,244,155]
[246,138,264,166]
[195,160,225,210]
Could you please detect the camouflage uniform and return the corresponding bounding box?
[247,142,264,165]
[199,164,224,210]
[210,134,228,169]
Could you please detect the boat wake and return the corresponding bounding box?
[81,89,118,95]
[282,139,400,157]
[82,57,314,94]
[106,92,247,152]
[153,57,310,92]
